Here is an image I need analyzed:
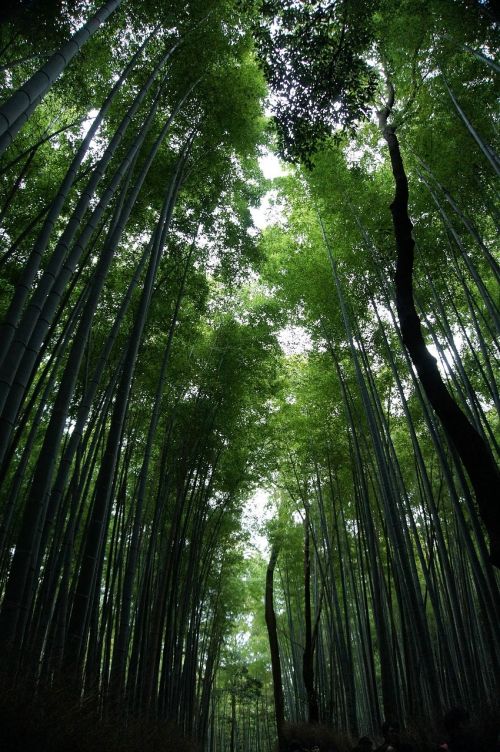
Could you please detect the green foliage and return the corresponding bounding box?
[0,0,499,748]
[254,0,377,163]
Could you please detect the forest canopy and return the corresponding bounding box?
[0,1,498,751]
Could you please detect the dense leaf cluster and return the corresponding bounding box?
[254,0,377,164]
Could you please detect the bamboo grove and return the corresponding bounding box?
[0,1,279,744]
[0,1,499,751]
[255,0,500,744]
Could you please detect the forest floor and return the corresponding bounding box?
[0,680,199,752]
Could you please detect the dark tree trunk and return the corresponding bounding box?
[378,88,500,568]
[265,544,286,752]
[303,507,319,723]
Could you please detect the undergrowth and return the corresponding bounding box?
[0,680,200,752]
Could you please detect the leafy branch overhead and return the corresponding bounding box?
[254,0,377,163]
